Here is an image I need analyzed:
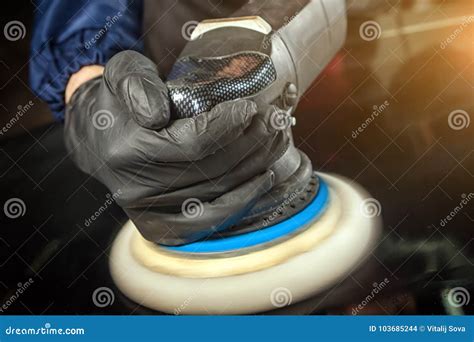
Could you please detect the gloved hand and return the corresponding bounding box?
[64,51,288,245]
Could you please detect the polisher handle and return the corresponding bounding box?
[165,0,347,119]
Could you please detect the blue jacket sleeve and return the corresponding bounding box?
[30,0,144,120]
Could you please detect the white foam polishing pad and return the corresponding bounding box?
[109,173,381,314]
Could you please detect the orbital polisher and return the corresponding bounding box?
[110,0,381,314]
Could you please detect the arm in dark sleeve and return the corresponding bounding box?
[29,0,144,120]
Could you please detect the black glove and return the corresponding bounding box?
[65,51,288,245]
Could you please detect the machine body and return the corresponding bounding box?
[125,0,348,245]
[167,0,347,119]
[111,0,382,315]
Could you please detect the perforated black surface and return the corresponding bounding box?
[215,173,320,238]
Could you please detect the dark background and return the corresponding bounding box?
[0,0,473,314]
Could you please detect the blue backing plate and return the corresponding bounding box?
[164,179,330,253]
